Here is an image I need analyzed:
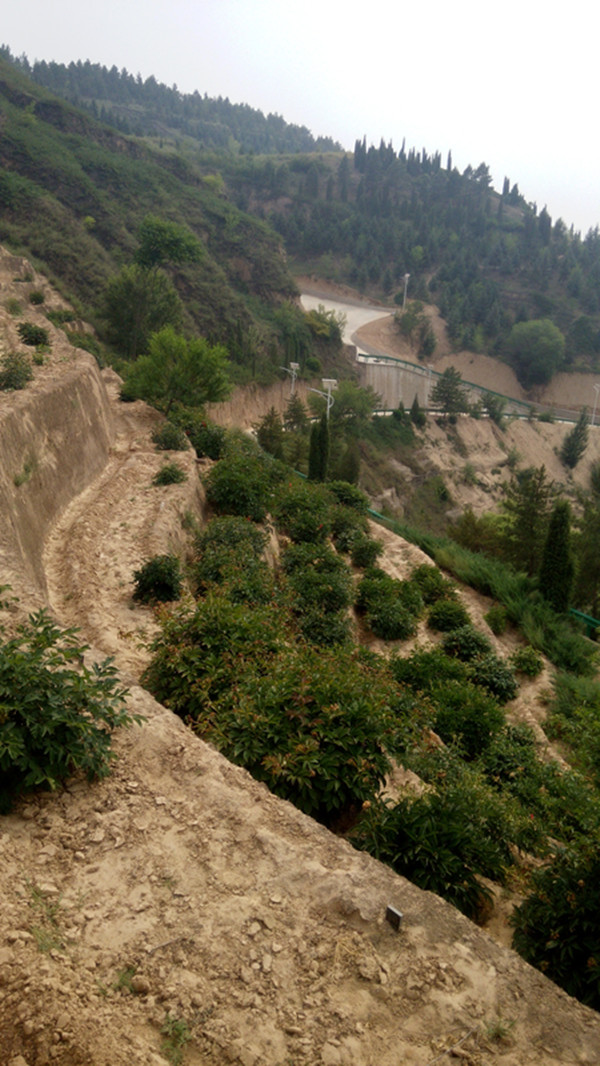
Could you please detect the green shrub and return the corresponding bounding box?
[326,481,369,512]
[204,643,393,825]
[366,599,418,641]
[170,410,226,459]
[295,605,352,647]
[65,330,102,360]
[0,610,133,813]
[330,504,369,553]
[152,463,187,486]
[274,480,332,543]
[350,535,384,569]
[203,450,273,522]
[353,787,505,920]
[46,308,76,326]
[28,290,45,305]
[511,845,600,1010]
[427,597,471,632]
[283,542,354,613]
[441,625,493,661]
[390,647,468,691]
[17,322,50,347]
[411,564,455,604]
[468,654,518,703]
[151,423,190,451]
[0,352,33,391]
[484,604,508,635]
[5,298,21,316]
[432,679,505,759]
[510,645,544,677]
[194,516,273,605]
[143,593,285,717]
[133,554,183,603]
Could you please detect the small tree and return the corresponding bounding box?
[410,393,426,428]
[255,407,284,459]
[560,408,589,469]
[308,413,329,482]
[101,264,182,359]
[123,326,231,414]
[538,500,574,612]
[507,319,565,388]
[501,465,555,576]
[430,368,469,420]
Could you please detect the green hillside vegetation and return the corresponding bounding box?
[3,49,600,387]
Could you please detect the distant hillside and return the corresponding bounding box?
[3,48,600,389]
[1,47,341,154]
[0,55,300,372]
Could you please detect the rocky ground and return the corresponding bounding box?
[1,256,600,1065]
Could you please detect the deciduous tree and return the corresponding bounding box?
[123,326,231,414]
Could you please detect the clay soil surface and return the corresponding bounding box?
[1,265,600,1066]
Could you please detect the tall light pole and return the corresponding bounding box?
[280,361,300,395]
[593,383,600,427]
[308,378,338,421]
[402,273,410,311]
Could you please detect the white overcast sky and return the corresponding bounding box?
[3,0,599,234]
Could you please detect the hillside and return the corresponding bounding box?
[3,250,600,1065]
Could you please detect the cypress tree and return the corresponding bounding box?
[308,413,330,481]
[538,500,574,612]
[560,408,589,469]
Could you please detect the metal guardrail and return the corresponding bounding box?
[354,346,584,424]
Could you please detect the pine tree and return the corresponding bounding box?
[560,408,589,469]
[410,393,426,428]
[538,500,574,612]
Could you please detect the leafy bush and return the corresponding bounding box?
[17,322,50,347]
[484,604,508,635]
[203,450,273,522]
[152,462,187,486]
[151,422,190,451]
[194,516,273,605]
[390,646,468,691]
[510,644,544,677]
[427,597,471,632]
[468,653,518,703]
[133,554,183,603]
[273,480,331,543]
[432,679,505,759]
[143,593,285,717]
[169,410,226,459]
[295,605,352,647]
[353,787,506,920]
[326,481,369,512]
[0,610,133,812]
[411,564,455,604]
[546,673,600,783]
[0,352,33,391]
[511,845,600,1010]
[442,624,492,661]
[330,504,368,553]
[28,290,45,305]
[282,542,353,613]
[350,535,384,569]
[365,598,418,641]
[204,644,394,825]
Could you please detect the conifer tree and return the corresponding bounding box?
[560,408,589,469]
[308,413,329,481]
[538,500,574,612]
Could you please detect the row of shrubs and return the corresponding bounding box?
[133,427,600,1009]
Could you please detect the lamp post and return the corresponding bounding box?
[593,383,600,427]
[308,378,338,420]
[402,273,410,311]
[280,361,300,395]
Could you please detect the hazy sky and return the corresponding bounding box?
[3,0,599,234]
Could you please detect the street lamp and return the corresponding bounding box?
[593,383,600,427]
[280,361,300,395]
[402,273,410,311]
[308,378,338,420]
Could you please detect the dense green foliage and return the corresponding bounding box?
[0,351,33,390]
[0,609,132,812]
[538,501,574,612]
[560,408,589,469]
[132,554,183,602]
[123,326,231,413]
[511,846,600,1010]
[152,462,187,486]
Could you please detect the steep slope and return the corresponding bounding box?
[2,253,600,1065]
